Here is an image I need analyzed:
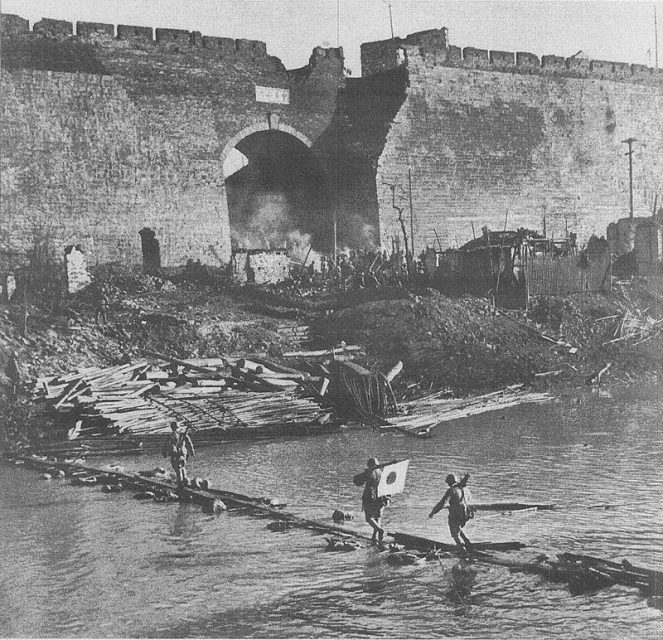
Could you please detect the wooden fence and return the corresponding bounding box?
[525,253,611,297]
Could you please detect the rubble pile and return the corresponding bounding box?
[231,250,290,285]
[313,286,663,395]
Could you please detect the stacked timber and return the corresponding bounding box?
[32,355,336,446]
[281,343,363,360]
[384,384,554,434]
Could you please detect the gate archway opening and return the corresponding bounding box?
[223,128,332,259]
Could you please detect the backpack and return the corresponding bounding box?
[458,487,475,526]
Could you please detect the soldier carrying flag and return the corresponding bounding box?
[354,457,388,544]
[353,457,410,545]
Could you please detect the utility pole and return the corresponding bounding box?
[655,4,659,70]
[333,207,338,266]
[622,137,637,219]
[408,168,414,261]
[388,2,394,39]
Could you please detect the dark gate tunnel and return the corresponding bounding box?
[224,130,332,255]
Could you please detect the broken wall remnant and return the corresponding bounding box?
[231,249,290,285]
[1,273,17,302]
[139,228,161,275]
[64,245,91,293]
[634,220,663,275]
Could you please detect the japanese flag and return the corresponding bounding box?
[377,459,410,497]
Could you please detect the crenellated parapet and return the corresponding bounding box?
[0,13,297,63]
[362,27,663,86]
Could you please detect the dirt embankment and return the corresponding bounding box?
[311,285,663,396]
[1,268,662,444]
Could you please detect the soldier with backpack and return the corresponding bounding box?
[162,421,195,487]
[353,457,390,544]
[428,472,475,553]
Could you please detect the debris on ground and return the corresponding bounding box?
[2,265,662,452]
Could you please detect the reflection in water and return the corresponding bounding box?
[1,383,663,638]
[447,562,478,615]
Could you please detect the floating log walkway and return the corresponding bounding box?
[389,531,661,602]
[8,454,661,607]
[9,454,373,540]
[389,531,525,553]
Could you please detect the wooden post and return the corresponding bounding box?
[525,247,530,311]
[333,207,338,268]
[433,229,443,252]
[495,211,509,296]
[408,168,415,262]
[622,137,636,219]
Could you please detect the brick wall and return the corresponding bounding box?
[375,48,663,252]
[0,14,344,269]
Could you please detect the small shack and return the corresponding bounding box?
[424,227,610,305]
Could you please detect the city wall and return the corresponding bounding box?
[0,14,344,268]
[2,14,663,269]
[362,30,663,252]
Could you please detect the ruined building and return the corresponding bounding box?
[1,15,662,272]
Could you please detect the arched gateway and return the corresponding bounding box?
[221,122,332,259]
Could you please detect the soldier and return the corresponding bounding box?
[6,351,21,397]
[429,472,474,553]
[95,286,108,325]
[353,457,389,544]
[162,421,195,487]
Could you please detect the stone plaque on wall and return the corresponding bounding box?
[255,85,290,105]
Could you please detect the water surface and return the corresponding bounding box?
[1,383,662,638]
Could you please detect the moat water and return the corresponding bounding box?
[1,383,662,638]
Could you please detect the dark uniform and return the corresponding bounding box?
[6,352,21,396]
[163,422,195,487]
[354,457,388,543]
[429,473,474,552]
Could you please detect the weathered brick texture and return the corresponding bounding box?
[0,14,344,269]
[376,49,663,252]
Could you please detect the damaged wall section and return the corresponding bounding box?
[230,249,290,285]
[361,28,663,255]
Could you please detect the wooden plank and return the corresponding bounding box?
[389,531,526,552]
[144,350,219,375]
[473,502,555,511]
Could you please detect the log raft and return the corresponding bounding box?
[11,454,373,540]
[390,531,661,600]
[9,455,661,604]
[389,531,526,553]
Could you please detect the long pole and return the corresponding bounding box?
[388,2,394,39]
[408,168,414,261]
[622,138,637,219]
[333,208,338,266]
[656,4,659,70]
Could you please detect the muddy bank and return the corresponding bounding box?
[312,284,663,396]
[1,270,662,446]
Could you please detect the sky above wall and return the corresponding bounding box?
[3,0,662,76]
